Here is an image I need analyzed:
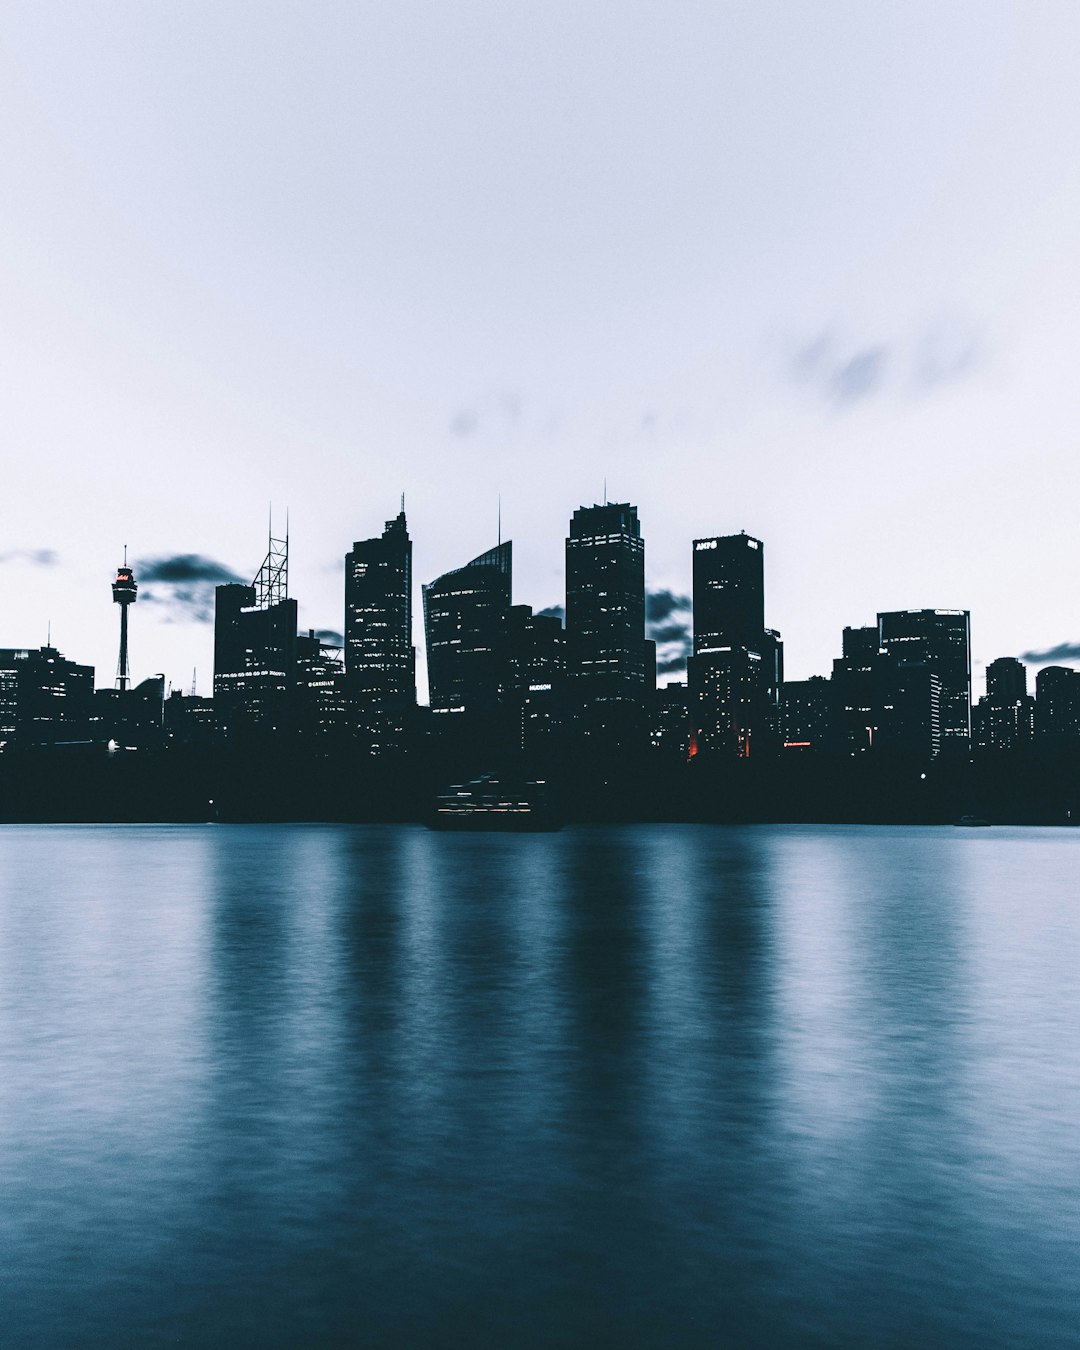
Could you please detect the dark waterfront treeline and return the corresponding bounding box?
[3,498,1079,822]
[3,740,1080,825]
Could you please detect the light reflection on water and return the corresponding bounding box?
[0,823,1078,1347]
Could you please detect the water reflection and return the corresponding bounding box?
[1,823,1079,1347]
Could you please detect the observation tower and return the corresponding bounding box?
[112,549,138,691]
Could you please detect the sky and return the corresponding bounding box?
[3,1,1080,698]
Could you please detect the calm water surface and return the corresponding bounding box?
[1,824,1078,1347]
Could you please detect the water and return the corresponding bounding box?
[1,824,1078,1348]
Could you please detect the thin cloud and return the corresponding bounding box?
[1020,641,1080,665]
[0,548,58,567]
[786,316,984,408]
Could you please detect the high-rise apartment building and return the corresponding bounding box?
[345,510,415,752]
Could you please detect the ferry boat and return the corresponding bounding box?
[428,773,562,831]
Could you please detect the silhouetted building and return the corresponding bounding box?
[1035,665,1080,741]
[424,541,512,723]
[164,690,216,746]
[973,656,1035,752]
[295,630,347,744]
[833,624,942,759]
[651,681,692,759]
[877,609,970,746]
[565,503,647,728]
[507,604,565,750]
[688,533,781,757]
[92,676,165,750]
[112,556,138,691]
[214,531,298,739]
[344,509,415,753]
[692,532,764,651]
[782,676,837,751]
[0,646,94,751]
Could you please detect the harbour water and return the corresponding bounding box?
[1,823,1078,1347]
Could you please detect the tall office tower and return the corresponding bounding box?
[424,541,512,721]
[692,532,764,652]
[213,527,298,739]
[1035,666,1080,740]
[507,604,565,750]
[877,609,971,746]
[344,510,415,753]
[0,645,94,752]
[565,503,646,729]
[688,532,780,757]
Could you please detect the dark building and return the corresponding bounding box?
[424,541,512,722]
[651,681,692,759]
[973,656,1035,752]
[832,625,883,754]
[688,533,781,758]
[877,609,971,746]
[214,532,298,739]
[692,532,764,651]
[1035,665,1080,741]
[344,509,415,753]
[782,675,837,751]
[507,604,565,751]
[164,691,216,746]
[832,624,941,759]
[92,677,165,750]
[565,503,647,723]
[295,630,347,745]
[0,645,95,751]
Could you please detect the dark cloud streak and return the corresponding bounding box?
[1020,641,1080,665]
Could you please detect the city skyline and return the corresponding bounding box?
[4,5,1080,699]
[0,498,1067,707]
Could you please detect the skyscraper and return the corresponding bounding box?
[877,609,971,746]
[345,509,415,753]
[692,532,764,652]
[507,604,565,750]
[423,541,512,720]
[564,502,646,720]
[214,528,298,739]
[688,532,780,757]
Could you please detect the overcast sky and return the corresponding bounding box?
[3,1,1080,696]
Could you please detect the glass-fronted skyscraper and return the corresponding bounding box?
[345,510,415,752]
[423,541,512,719]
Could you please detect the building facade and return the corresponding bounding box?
[344,510,415,753]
